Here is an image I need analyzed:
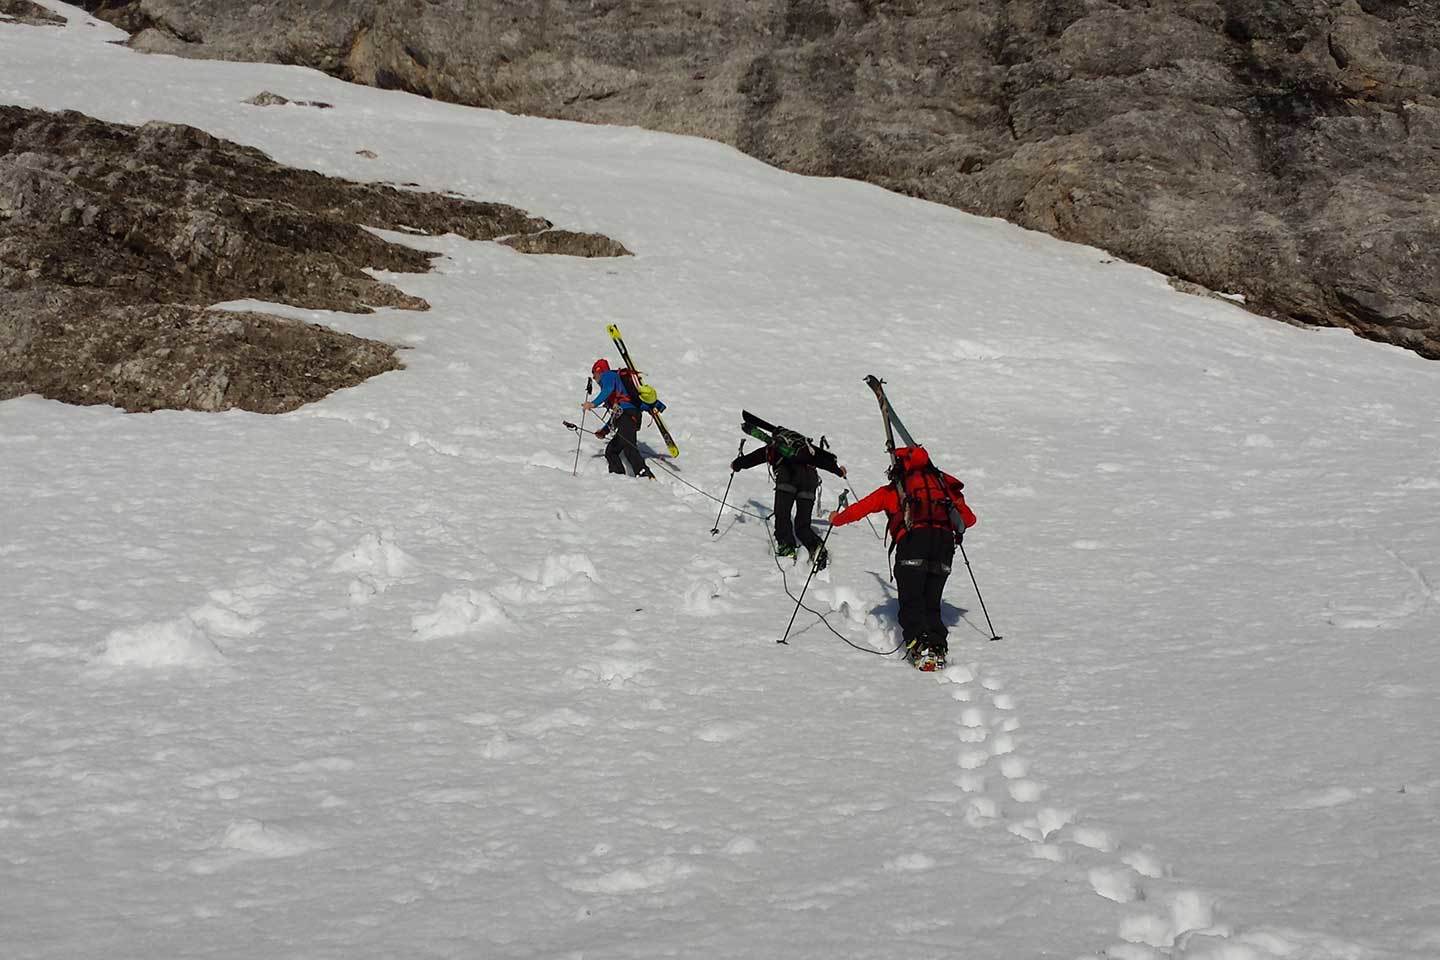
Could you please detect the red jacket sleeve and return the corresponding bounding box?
[831,485,895,527]
[944,473,977,528]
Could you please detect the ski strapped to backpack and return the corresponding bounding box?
[740,411,841,466]
[606,323,680,457]
[863,375,967,541]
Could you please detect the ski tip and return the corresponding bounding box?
[667,445,681,457]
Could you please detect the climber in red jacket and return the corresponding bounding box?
[830,445,976,668]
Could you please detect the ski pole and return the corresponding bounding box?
[844,479,882,541]
[711,440,745,535]
[958,540,1002,642]
[779,491,847,644]
[571,377,593,477]
[572,409,588,476]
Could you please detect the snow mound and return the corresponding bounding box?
[329,531,420,579]
[411,588,510,641]
[537,552,600,588]
[220,819,318,858]
[682,577,729,615]
[564,856,695,894]
[98,617,225,668]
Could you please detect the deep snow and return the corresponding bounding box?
[3,5,1439,959]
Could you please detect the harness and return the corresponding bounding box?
[763,428,830,502]
[774,480,818,501]
[896,557,953,575]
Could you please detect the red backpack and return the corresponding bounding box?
[902,467,955,530]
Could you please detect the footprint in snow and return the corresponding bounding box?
[1089,865,1142,903]
[694,721,750,743]
[724,837,760,856]
[187,819,322,875]
[999,756,1029,779]
[938,661,1279,959]
[681,577,730,616]
[1007,779,1045,802]
[883,852,936,872]
[96,616,226,669]
[329,530,420,603]
[562,657,651,690]
[1068,824,1119,852]
[404,431,460,457]
[957,748,989,770]
[563,856,695,894]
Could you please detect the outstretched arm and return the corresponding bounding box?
[830,486,892,526]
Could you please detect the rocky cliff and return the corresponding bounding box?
[80,0,1440,359]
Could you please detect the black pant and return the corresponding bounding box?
[773,487,821,551]
[894,527,955,650]
[772,462,821,551]
[604,409,648,476]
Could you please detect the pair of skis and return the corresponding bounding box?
[605,323,680,458]
[739,411,843,474]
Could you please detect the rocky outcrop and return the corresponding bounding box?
[79,0,1440,359]
[0,106,627,412]
[499,230,633,258]
[0,0,65,26]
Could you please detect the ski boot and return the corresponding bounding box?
[775,543,798,562]
[907,635,946,672]
[808,544,829,571]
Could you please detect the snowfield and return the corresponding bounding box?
[3,5,1439,959]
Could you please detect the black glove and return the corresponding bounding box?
[730,457,742,472]
[954,524,965,544]
[595,425,610,439]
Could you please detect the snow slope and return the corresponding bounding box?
[3,6,1439,959]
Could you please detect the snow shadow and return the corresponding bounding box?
[865,571,971,631]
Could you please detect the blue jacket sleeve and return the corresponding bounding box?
[591,371,618,407]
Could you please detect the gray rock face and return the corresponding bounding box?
[0,0,65,26]
[0,106,626,412]
[81,0,1440,359]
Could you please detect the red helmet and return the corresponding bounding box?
[591,358,610,378]
[895,445,931,469]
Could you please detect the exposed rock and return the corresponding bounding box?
[1,290,402,413]
[0,106,626,413]
[0,0,66,26]
[499,230,633,258]
[243,90,333,108]
[77,0,1440,359]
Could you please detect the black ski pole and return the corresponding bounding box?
[779,491,847,644]
[958,540,1002,642]
[711,439,744,535]
[571,410,588,476]
[571,377,593,477]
